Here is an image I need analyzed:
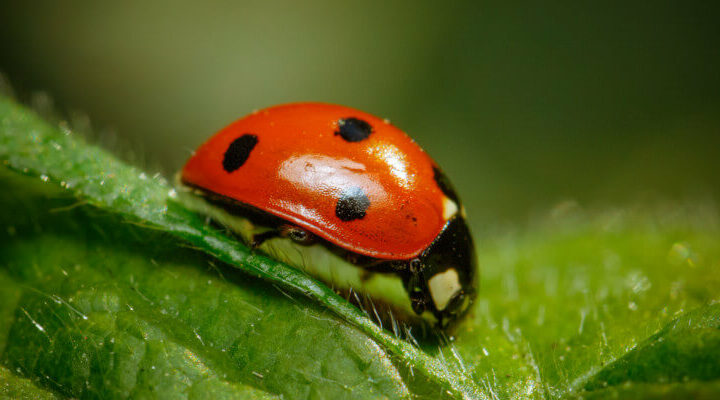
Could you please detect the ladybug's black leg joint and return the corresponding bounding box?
[251,225,314,248]
[410,291,426,315]
[279,225,315,246]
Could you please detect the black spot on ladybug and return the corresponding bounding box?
[223,134,258,173]
[335,118,373,142]
[433,166,460,204]
[335,186,370,221]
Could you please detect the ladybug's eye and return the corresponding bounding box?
[446,291,466,315]
[335,117,373,142]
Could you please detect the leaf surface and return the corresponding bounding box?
[1,95,719,399]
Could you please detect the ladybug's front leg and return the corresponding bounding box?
[406,259,428,315]
[279,225,315,245]
[251,225,315,248]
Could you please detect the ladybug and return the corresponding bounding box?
[180,103,477,328]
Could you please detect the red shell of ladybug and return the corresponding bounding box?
[181,103,457,260]
[181,103,476,327]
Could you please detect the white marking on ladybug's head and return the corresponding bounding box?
[427,268,461,311]
[442,197,458,220]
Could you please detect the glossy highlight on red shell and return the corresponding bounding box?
[181,103,450,260]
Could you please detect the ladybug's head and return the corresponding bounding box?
[406,216,478,328]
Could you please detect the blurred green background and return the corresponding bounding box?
[1,0,718,225]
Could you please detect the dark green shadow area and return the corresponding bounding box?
[0,365,61,400]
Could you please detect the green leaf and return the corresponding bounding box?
[0,171,400,399]
[1,94,719,399]
[452,206,720,398]
[584,303,720,390]
[1,365,61,399]
[0,96,472,398]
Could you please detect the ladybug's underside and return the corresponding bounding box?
[180,182,477,330]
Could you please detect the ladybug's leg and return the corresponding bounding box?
[407,259,428,315]
[251,225,315,248]
[279,225,315,246]
[408,275,427,314]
